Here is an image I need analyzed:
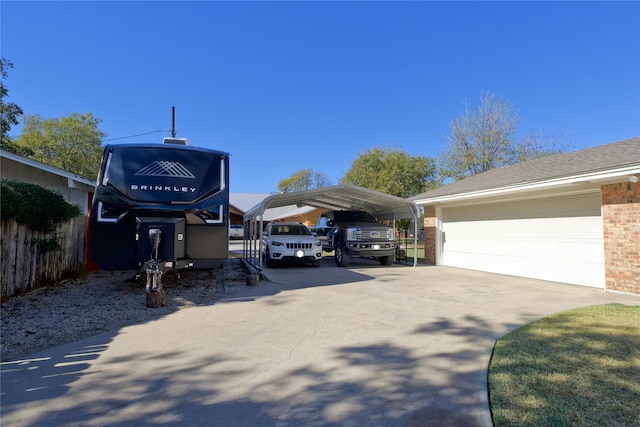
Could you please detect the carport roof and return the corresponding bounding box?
[243,184,419,222]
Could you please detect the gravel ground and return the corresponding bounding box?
[0,258,250,362]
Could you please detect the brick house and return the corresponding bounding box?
[412,137,640,295]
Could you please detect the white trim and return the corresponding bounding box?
[204,205,225,224]
[435,206,443,266]
[101,152,113,186]
[219,158,226,191]
[96,201,123,223]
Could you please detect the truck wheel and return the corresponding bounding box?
[379,255,394,265]
[334,243,350,267]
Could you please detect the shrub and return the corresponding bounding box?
[1,180,81,233]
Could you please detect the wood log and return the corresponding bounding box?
[146,290,167,308]
[246,274,260,287]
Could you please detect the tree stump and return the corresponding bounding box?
[146,290,167,308]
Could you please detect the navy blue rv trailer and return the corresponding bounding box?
[90,139,230,296]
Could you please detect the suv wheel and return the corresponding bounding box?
[334,243,350,267]
[264,249,276,268]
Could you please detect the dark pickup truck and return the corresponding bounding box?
[310,210,396,267]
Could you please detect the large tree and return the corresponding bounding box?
[278,168,332,193]
[341,146,438,198]
[0,58,26,153]
[440,92,568,180]
[16,112,105,179]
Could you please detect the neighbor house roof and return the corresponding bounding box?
[413,137,640,204]
[263,205,318,221]
[0,148,96,188]
[229,192,271,213]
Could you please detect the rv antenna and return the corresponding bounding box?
[171,106,176,137]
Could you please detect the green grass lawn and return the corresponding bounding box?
[488,303,640,427]
[402,247,424,263]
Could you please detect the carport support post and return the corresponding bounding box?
[246,217,260,269]
[242,213,266,271]
[258,215,264,270]
[413,215,418,267]
[403,205,420,267]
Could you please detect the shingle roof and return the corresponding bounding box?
[412,137,640,200]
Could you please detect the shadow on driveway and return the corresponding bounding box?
[2,264,638,427]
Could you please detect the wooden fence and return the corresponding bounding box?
[1,216,87,301]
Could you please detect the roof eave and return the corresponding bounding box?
[414,165,640,205]
[1,149,96,188]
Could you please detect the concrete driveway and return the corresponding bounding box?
[2,256,638,427]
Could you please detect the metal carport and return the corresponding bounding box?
[242,184,421,269]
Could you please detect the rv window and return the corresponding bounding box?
[104,146,223,204]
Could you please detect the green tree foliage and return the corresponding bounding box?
[440,92,570,180]
[341,146,439,198]
[1,180,81,233]
[0,58,26,154]
[278,168,332,193]
[16,112,105,179]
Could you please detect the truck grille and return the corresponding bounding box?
[286,242,313,249]
[352,227,393,241]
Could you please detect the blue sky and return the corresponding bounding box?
[2,1,639,194]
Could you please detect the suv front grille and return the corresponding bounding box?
[286,242,313,249]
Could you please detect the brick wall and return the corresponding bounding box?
[423,206,436,265]
[601,177,640,295]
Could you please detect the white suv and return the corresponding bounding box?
[229,224,244,240]
[262,222,322,267]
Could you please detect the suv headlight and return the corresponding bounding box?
[271,241,284,246]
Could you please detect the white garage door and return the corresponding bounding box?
[441,192,605,288]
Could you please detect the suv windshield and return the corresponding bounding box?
[270,224,311,236]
